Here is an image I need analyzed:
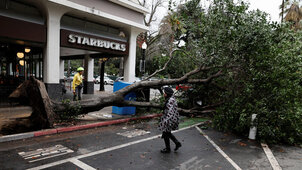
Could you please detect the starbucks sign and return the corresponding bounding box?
[68,34,126,52]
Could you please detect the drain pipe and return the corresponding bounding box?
[248,114,257,140]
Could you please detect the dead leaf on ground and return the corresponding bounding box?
[238,142,247,146]
[219,138,226,142]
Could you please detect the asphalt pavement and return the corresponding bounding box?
[1,84,302,169]
[0,118,301,170]
[0,120,234,170]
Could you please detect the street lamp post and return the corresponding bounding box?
[140,42,147,77]
[99,58,108,91]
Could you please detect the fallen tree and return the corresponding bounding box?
[3,63,222,132]
[0,36,225,134]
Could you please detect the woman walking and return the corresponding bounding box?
[158,87,182,153]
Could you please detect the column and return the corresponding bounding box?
[124,27,141,82]
[59,59,64,80]
[43,2,68,100]
[83,54,94,94]
[36,62,40,79]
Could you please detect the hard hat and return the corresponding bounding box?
[77,67,84,71]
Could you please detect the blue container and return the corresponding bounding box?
[112,81,136,115]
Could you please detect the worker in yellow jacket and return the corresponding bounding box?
[72,67,84,101]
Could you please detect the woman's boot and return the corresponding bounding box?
[168,133,182,151]
[161,132,171,153]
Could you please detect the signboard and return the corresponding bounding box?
[68,34,126,52]
[60,29,128,56]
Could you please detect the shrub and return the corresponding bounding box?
[57,99,83,121]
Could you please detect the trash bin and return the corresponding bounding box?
[112,81,136,115]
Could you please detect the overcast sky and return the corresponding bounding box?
[149,0,302,33]
[152,0,285,31]
[248,0,281,22]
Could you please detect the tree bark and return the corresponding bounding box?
[1,77,57,134]
[9,77,56,126]
[4,65,222,133]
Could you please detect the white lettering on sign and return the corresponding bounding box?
[68,34,127,52]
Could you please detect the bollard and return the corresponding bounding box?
[248,114,257,140]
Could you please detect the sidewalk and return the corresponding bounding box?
[59,89,141,124]
[0,89,162,142]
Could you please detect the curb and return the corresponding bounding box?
[0,114,161,143]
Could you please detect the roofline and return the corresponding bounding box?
[47,0,148,31]
[109,0,149,14]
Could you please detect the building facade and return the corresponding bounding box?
[0,0,148,104]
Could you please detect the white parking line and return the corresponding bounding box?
[27,122,205,170]
[195,126,242,170]
[261,143,282,170]
[172,156,205,170]
[70,159,96,170]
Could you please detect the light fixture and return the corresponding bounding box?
[19,60,24,66]
[99,58,108,63]
[142,42,147,50]
[17,52,24,59]
[25,47,31,53]
[119,31,125,37]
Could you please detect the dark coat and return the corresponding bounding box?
[158,96,180,132]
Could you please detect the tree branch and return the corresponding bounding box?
[143,48,178,80]
[118,65,219,97]
[178,108,216,115]
[120,101,162,108]
[187,70,223,84]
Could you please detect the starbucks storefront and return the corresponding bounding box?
[59,15,129,95]
[0,1,46,106]
[0,0,148,104]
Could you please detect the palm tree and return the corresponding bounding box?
[280,0,302,22]
[284,2,302,29]
[280,0,291,22]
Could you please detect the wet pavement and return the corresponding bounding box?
[0,119,232,170]
[0,118,301,170]
[1,84,302,169]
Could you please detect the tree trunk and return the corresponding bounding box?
[281,0,284,23]
[1,77,56,134]
[2,65,222,133]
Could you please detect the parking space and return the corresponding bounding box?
[25,125,237,170]
[1,120,301,170]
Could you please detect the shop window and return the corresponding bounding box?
[0,43,43,103]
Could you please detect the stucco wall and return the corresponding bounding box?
[68,0,144,25]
